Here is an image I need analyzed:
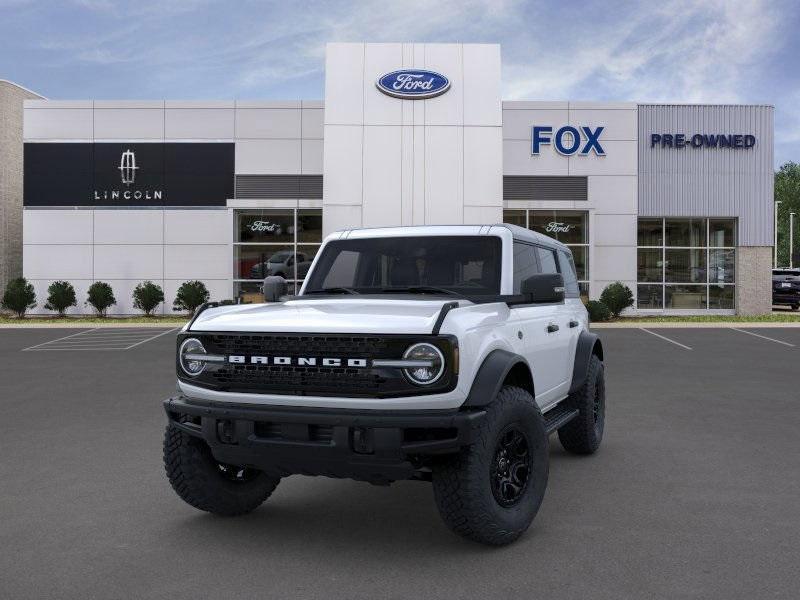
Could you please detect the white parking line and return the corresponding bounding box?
[21,328,99,351]
[123,328,179,349]
[22,327,179,351]
[639,328,693,350]
[730,328,796,347]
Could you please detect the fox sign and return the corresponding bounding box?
[532,125,605,156]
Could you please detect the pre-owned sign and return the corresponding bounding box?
[650,133,756,149]
[23,142,234,207]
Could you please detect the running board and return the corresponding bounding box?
[544,406,579,434]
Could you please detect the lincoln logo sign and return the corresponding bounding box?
[228,355,369,368]
[376,70,450,99]
[94,148,163,202]
[118,149,138,185]
[532,125,605,156]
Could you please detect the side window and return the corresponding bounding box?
[536,246,559,274]
[558,250,580,297]
[513,242,540,293]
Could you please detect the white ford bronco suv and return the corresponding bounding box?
[163,224,605,545]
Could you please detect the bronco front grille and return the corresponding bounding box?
[178,332,457,398]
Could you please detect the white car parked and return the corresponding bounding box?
[163,224,605,545]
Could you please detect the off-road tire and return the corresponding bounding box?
[432,386,549,546]
[163,422,280,516]
[558,354,605,455]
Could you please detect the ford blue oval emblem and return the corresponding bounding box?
[376,69,450,99]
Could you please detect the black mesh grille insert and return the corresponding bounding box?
[182,333,457,398]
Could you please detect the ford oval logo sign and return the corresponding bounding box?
[376,70,450,99]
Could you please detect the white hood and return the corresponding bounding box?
[188,298,462,334]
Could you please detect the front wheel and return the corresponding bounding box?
[163,422,280,516]
[432,386,549,546]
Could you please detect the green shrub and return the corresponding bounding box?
[173,280,210,313]
[1,277,37,318]
[44,280,77,316]
[599,282,634,317]
[132,281,165,316]
[86,282,116,317]
[586,300,611,322]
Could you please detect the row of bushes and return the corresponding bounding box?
[585,282,634,322]
[0,278,211,318]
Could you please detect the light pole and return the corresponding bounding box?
[774,200,782,267]
[791,212,796,269]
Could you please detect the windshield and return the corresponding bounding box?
[268,252,292,263]
[303,236,502,296]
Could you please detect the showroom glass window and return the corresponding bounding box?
[636,218,736,310]
[234,209,322,301]
[504,209,589,299]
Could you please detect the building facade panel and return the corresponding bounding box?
[93,210,164,244]
[638,104,774,246]
[93,107,164,140]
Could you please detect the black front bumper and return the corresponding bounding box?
[163,396,485,483]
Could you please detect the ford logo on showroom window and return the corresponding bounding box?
[376,69,450,99]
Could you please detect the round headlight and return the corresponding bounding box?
[403,343,445,386]
[179,338,207,377]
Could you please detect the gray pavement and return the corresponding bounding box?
[1,327,799,599]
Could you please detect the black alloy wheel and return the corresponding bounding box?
[490,424,532,507]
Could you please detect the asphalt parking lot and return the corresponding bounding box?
[1,326,799,599]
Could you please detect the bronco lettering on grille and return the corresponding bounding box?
[228,355,369,368]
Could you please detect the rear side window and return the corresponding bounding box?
[558,250,580,298]
[536,247,559,274]
[513,242,540,293]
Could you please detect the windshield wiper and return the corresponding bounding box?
[379,286,461,297]
[304,287,360,295]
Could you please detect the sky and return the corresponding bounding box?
[1,0,799,166]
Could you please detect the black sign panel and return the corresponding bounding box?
[24,143,234,207]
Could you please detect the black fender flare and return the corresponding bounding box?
[463,349,533,407]
[568,330,604,395]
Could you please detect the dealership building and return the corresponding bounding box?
[3,42,775,314]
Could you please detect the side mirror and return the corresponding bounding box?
[521,273,565,304]
[262,276,287,302]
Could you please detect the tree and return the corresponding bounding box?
[173,280,210,313]
[44,281,77,317]
[775,162,800,267]
[133,281,165,316]
[1,277,37,318]
[86,282,116,317]
[600,282,634,317]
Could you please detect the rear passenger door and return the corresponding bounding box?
[510,242,568,406]
[557,248,584,381]
[532,245,572,401]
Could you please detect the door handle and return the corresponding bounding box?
[569,320,579,328]
[546,323,559,333]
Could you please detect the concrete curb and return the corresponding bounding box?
[591,322,800,328]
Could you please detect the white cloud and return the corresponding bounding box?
[502,0,784,103]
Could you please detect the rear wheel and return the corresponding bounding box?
[558,354,605,454]
[432,386,549,546]
[163,421,280,516]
